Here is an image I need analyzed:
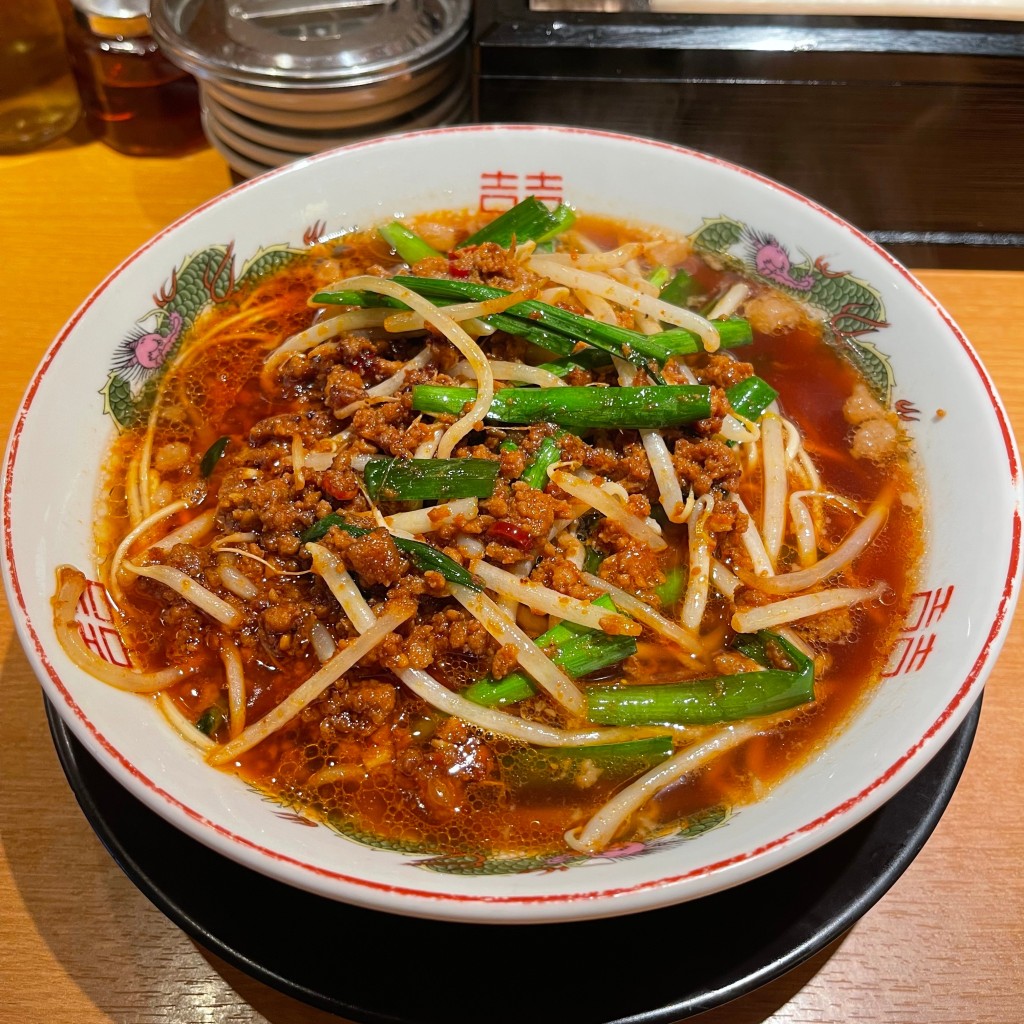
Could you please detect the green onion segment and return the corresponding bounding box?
[726,375,778,422]
[411,383,711,430]
[300,516,479,590]
[659,269,698,306]
[378,222,442,264]
[459,196,576,249]
[200,436,230,478]
[505,734,674,788]
[586,632,815,725]
[362,457,499,502]
[520,434,564,489]
[312,276,752,366]
[463,594,632,707]
[391,276,752,363]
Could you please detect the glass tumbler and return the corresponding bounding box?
[0,0,81,153]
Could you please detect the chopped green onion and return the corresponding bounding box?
[556,632,637,678]
[363,457,500,502]
[558,592,617,635]
[392,275,719,365]
[195,705,226,736]
[504,734,674,789]
[308,288,573,354]
[462,673,534,707]
[654,566,686,609]
[314,277,752,364]
[659,269,698,306]
[647,265,672,290]
[300,516,479,590]
[482,312,581,356]
[462,626,630,708]
[378,222,442,264]
[411,383,711,430]
[464,595,634,707]
[732,633,771,667]
[310,289,406,309]
[586,632,814,725]
[707,317,753,348]
[200,436,229,477]
[463,632,636,707]
[536,349,613,378]
[459,197,574,249]
[499,439,520,453]
[392,536,479,590]
[726,375,778,422]
[583,546,604,574]
[301,514,355,544]
[535,202,577,244]
[310,287,581,356]
[520,434,564,489]
[532,593,617,648]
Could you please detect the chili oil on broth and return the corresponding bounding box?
[89,207,923,859]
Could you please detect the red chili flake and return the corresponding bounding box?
[486,521,534,550]
[447,262,470,278]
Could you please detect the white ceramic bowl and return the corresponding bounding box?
[4,125,1020,925]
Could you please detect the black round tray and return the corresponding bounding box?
[46,695,981,1023]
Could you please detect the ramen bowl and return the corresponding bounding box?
[3,125,1020,926]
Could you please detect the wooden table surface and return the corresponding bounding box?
[1,132,1022,1024]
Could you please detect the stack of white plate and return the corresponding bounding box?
[150,0,472,179]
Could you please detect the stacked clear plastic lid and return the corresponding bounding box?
[149,0,473,176]
[150,0,471,91]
